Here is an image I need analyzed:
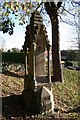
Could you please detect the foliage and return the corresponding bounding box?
[61,50,79,61]
[2,52,25,63]
[1,17,15,35]
[0,1,37,35]
[77,49,80,66]
[64,61,73,67]
[7,49,10,52]
[11,47,20,53]
[0,0,79,35]
[66,50,78,61]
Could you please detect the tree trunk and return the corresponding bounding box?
[51,11,63,82]
[45,2,64,82]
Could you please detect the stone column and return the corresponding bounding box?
[24,49,29,89]
[26,45,35,91]
[47,45,51,83]
[25,51,28,75]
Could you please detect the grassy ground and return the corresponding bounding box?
[1,67,80,119]
[1,73,24,97]
[52,68,80,119]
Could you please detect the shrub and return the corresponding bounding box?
[65,61,73,67]
[2,52,25,63]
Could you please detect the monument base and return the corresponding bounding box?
[22,86,42,115]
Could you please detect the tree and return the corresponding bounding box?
[7,49,11,52]
[45,1,64,82]
[66,50,78,61]
[0,1,37,35]
[11,47,20,52]
[0,37,6,52]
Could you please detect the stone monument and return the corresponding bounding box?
[22,11,54,115]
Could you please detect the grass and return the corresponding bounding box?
[1,67,80,119]
[52,68,80,118]
[1,74,24,96]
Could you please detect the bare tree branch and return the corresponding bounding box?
[60,6,76,16]
[59,14,78,26]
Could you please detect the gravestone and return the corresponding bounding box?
[22,11,54,115]
[33,12,51,83]
[23,11,51,84]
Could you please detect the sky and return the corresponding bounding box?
[47,22,78,50]
[0,0,78,51]
[0,23,26,50]
[0,19,78,51]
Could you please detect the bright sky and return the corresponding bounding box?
[0,0,78,51]
[0,15,78,51]
[46,22,78,50]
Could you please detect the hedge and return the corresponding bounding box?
[2,52,25,64]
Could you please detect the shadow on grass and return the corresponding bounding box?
[1,88,42,119]
[66,106,80,113]
[1,94,26,119]
[1,95,79,120]
[2,70,24,78]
